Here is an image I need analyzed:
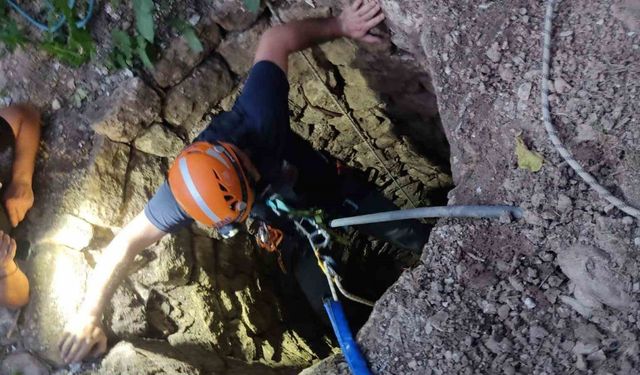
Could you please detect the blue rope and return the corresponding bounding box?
[4,0,95,33]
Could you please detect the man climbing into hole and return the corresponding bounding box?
[0,104,41,309]
[59,0,430,363]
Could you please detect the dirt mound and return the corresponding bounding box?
[0,0,449,373]
[304,0,640,373]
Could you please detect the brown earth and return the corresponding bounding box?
[303,0,640,374]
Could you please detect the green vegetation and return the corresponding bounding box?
[0,0,264,69]
[0,0,94,66]
[0,4,28,53]
[41,0,96,67]
[243,0,262,13]
[109,1,204,70]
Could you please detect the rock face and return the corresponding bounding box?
[76,137,130,228]
[130,229,193,287]
[218,18,269,76]
[21,245,90,365]
[0,308,19,347]
[304,0,640,374]
[133,124,186,158]
[120,150,167,223]
[105,284,148,339]
[34,214,94,251]
[557,245,633,311]
[164,57,234,129]
[83,78,161,143]
[151,19,222,88]
[96,341,202,375]
[0,352,49,375]
[202,0,265,31]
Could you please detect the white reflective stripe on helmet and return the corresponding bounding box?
[179,158,221,224]
[206,147,231,169]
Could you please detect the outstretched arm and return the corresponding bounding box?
[59,211,167,364]
[0,104,41,227]
[255,0,385,73]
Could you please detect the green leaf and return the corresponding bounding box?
[515,135,544,172]
[243,0,261,13]
[133,0,155,43]
[136,35,154,69]
[182,27,203,53]
[0,19,28,51]
[111,30,133,60]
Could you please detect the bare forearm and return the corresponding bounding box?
[0,262,29,309]
[78,211,166,318]
[269,17,344,55]
[12,117,41,185]
[79,238,135,318]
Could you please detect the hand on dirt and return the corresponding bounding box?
[3,181,35,227]
[0,231,16,267]
[339,0,386,43]
[59,315,108,364]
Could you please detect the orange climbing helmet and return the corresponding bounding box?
[168,141,255,228]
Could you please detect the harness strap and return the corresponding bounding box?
[255,223,287,273]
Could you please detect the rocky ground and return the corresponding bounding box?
[3,0,638,374]
[303,0,640,374]
[0,0,452,374]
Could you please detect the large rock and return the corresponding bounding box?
[165,286,228,368]
[105,283,148,339]
[129,229,193,288]
[276,2,331,22]
[0,308,19,346]
[32,214,94,251]
[133,124,186,159]
[192,235,216,288]
[380,0,429,57]
[343,85,380,110]
[83,78,161,143]
[236,283,276,335]
[164,58,234,129]
[0,352,49,375]
[76,137,130,228]
[21,245,91,365]
[218,18,269,76]
[151,19,222,88]
[202,0,265,31]
[96,341,201,375]
[318,39,358,67]
[120,150,166,224]
[557,245,633,311]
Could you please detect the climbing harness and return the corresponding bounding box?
[294,215,374,375]
[266,4,418,209]
[256,222,287,273]
[4,0,95,33]
[541,0,640,219]
[330,204,524,228]
[267,195,374,306]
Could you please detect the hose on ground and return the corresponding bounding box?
[541,0,640,219]
[330,205,523,228]
[4,0,95,33]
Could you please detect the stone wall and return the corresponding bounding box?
[0,0,452,373]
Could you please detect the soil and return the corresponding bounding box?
[303,0,640,374]
[0,0,450,374]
